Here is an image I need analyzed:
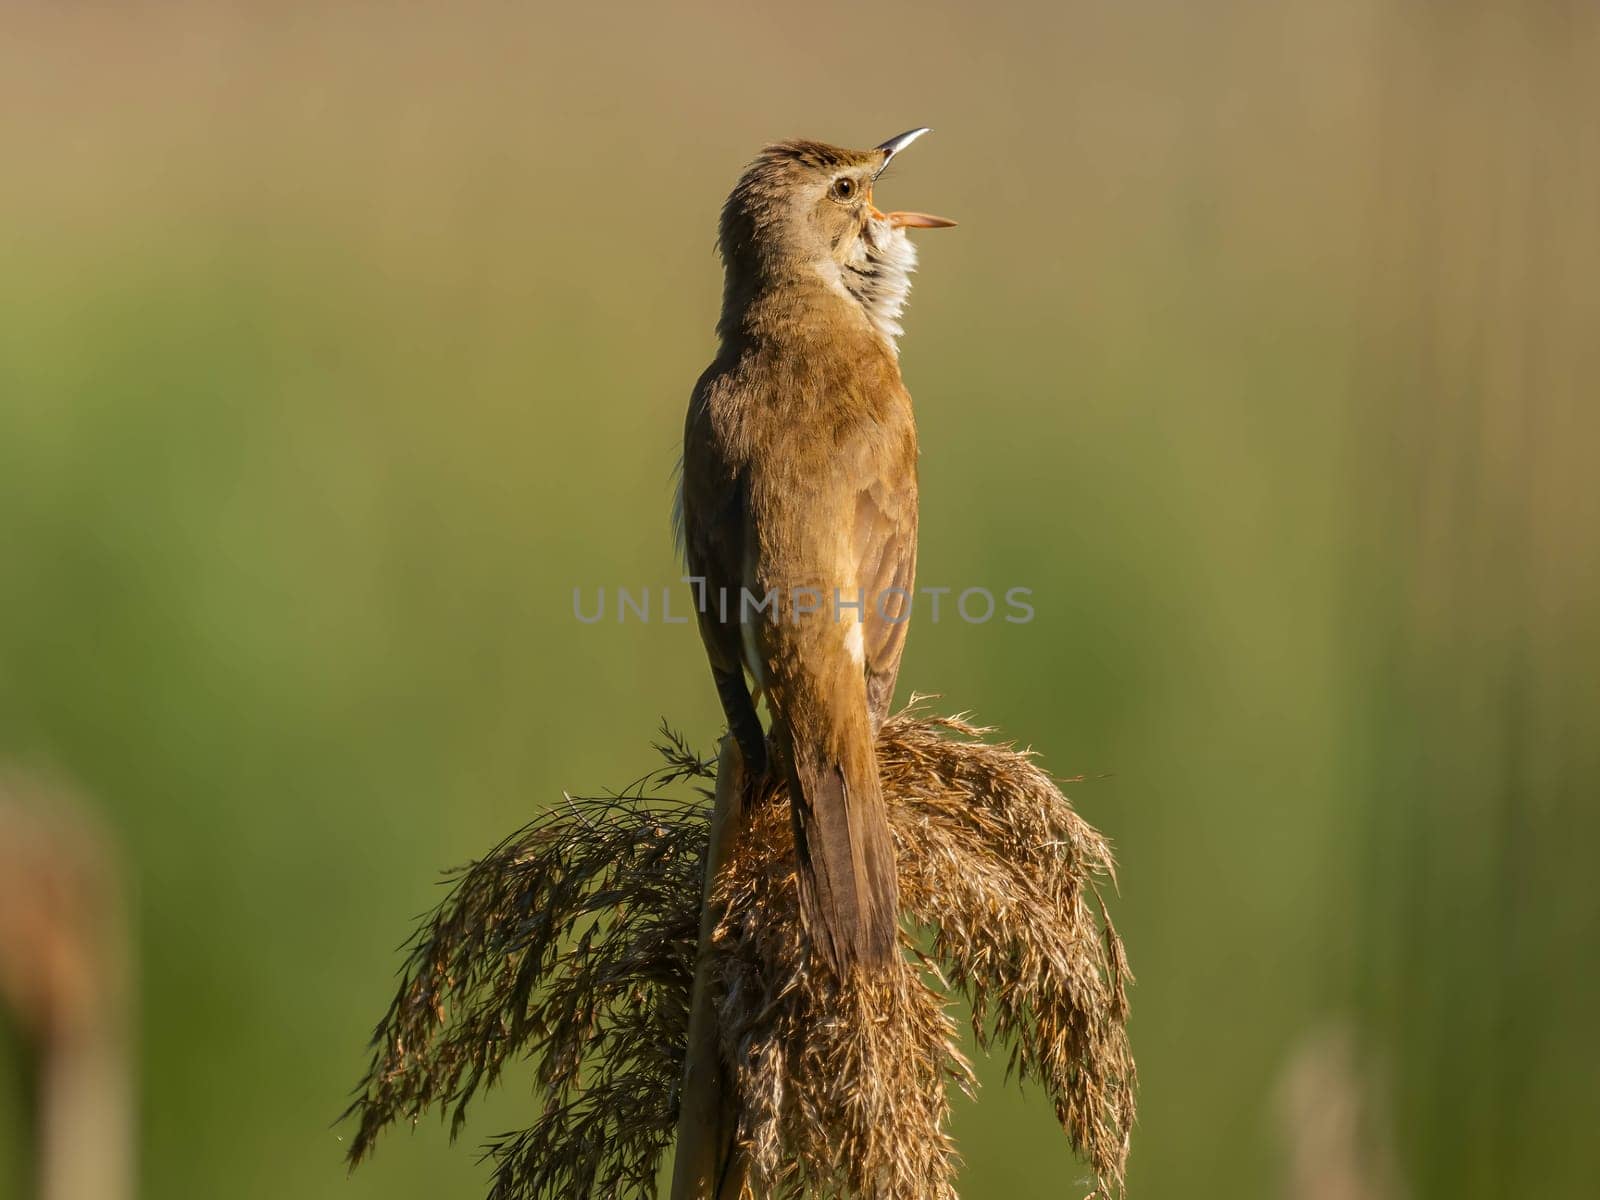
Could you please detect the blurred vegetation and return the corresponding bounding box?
[1,1,1596,1197]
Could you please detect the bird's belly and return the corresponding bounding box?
[737,575,867,689]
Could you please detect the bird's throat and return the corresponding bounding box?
[838,222,918,350]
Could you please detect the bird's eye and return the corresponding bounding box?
[831,177,858,201]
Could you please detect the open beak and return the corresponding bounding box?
[870,127,957,229]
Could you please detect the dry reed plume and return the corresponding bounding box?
[345,706,1135,1198]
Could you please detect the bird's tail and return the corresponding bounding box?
[787,734,900,975]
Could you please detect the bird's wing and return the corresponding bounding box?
[681,372,767,777]
[854,444,919,732]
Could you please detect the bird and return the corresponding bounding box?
[677,129,954,976]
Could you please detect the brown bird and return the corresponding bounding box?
[677,129,954,975]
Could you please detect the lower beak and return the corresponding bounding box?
[883,210,958,229]
[869,197,957,229]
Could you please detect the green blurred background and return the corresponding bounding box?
[2,1,1596,1196]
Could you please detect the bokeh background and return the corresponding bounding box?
[2,1,1596,1197]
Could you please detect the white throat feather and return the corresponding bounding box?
[838,220,918,350]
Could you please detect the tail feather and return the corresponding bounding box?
[788,747,900,974]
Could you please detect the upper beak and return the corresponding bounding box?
[871,127,957,229]
[874,127,932,172]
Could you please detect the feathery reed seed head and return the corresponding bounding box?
[345,709,1134,1198]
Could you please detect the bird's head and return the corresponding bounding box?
[718,129,955,346]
